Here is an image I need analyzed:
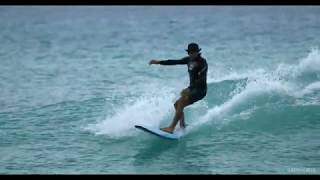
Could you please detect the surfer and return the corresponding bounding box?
[149,43,208,133]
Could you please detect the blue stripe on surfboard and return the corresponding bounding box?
[135,125,179,140]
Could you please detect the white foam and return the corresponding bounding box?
[207,48,320,85]
[207,68,280,91]
[294,81,320,98]
[275,48,320,79]
[85,84,177,138]
[207,71,248,84]
[297,48,320,74]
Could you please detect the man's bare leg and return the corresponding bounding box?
[161,98,189,133]
[180,113,186,129]
[179,88,190,129]
[161,109,183,133]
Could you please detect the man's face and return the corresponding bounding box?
[188,51,198,59]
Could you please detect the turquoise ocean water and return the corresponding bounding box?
[0,6,320,174]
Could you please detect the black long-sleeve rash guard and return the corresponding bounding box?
[159,54,208,90]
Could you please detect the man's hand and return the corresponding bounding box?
[149,59,160,65]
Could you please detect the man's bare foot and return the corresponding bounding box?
[160,127,174,133]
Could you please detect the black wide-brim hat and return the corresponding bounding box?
[185,43,201,53]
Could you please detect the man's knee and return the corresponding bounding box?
[177,100,188,111]
[174,101,182,111]
[181,94,190,106]
[174,101,178,109]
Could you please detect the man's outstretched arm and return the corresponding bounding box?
[149,57,188,65]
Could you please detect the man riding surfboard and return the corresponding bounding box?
[149,43,208,133]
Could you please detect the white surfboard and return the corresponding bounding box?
[135,125,180,140]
